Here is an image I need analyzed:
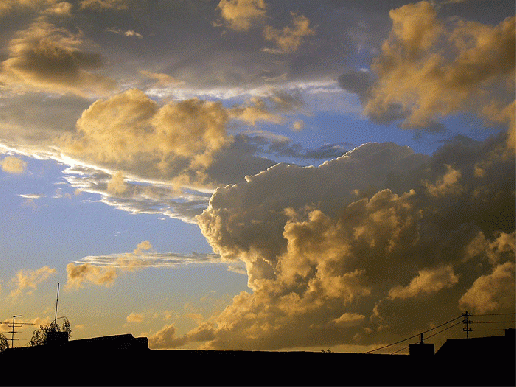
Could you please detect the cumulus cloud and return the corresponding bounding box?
[146,131,515,351]
[361,1,515,139]
[0,0,60,17]
[263,12,316,53]
[459,261,515,314]
[0,156,27,173]
[216,0,267,31]
[61,89,303,195]
[66,262,118,288]
[0,20,115,95]
[10,266,57,297]
[388,265,459,300]
[79,0,129,10]
[62,89,231,186]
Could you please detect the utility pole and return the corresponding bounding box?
[9,315,19,349]
[462,311,472,339]
[3,315,35,348]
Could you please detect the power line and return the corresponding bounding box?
[425,320,463,341]
[389,320,463,355]
[366,315,462,354]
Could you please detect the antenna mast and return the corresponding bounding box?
[54,283,60,326]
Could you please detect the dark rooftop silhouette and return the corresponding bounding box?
[1,328,514,386]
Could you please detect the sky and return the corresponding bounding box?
[0,0,514,352]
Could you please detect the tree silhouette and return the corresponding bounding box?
[0,333,8,352]
[28,318,71,347]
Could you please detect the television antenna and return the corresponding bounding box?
[0,315,35,348]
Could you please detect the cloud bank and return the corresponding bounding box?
[149,131,514,350]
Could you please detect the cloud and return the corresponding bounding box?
[67,240,225,289]
[107,171,128,195]
[148,132,515,351]
[0,0,56,17]
[62,164,213,223]
[0,156,27,173]
[362,1,515,138]
[61,89,303,193]
[107,28,143,38]
[388,265,459,300]
[79,0,129,11]
[74,250,223,270]
[459,261,515,314]
[62,89,232,187]
[148,324,186,349]
[18,194,43,200]
[1,20,115,96]
[66,262,118,289]
[126,312,144,323]
[216,0,267,31]
[10,266,57,297]
[263,12,316,53]
[139,71,183,88]
[424,164,462,197]
[43,2,72,17]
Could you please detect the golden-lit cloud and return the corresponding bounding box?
[364,1,515,140]
[65,240,153,288]
[0,156,27,173]
[66,240,224,289]
[43,1,72,17]
[79,0,128,10]
[229,97,285,126]
[66,262,118,289]
[424,165,462,197]
[126,312,144,323]
[216,0,267,31]
[63,89,230,186]
[1,20,115,96]
[263,12,315,53]
[388,265,459,300]
[0,0,51,16]
[61,89,296,191]
[139,70,183,88]
[459,261,515,314]
[107,171,128,195]
[10,266,57,297]
[152,134,515,351]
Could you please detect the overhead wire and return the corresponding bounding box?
[388,319,463,355]
[366,314,462,354]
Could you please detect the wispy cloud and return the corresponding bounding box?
[66,240,232,289]
[10,266,57,297]
[75,251,223,269]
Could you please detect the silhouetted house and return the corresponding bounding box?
[434,328,515,386]
[2,330,514,385]
[436,328,514,358]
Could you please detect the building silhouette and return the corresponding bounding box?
[1,328,514,385]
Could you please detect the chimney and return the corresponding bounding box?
[409,333,434,357]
